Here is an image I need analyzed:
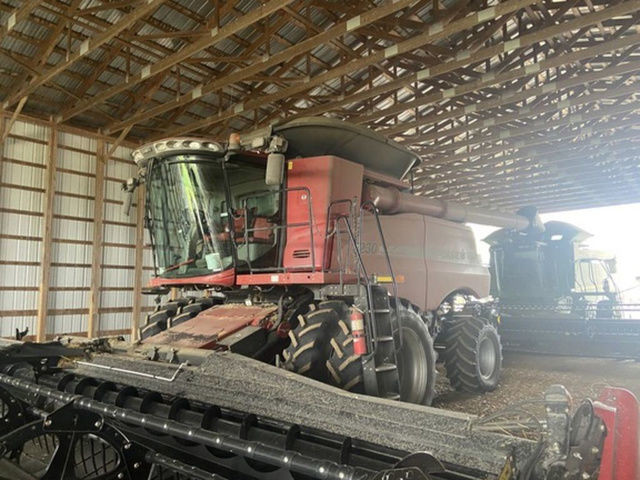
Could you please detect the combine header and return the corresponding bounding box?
[0,339,638,480]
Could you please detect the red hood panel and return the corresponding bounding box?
[149,268,235,287]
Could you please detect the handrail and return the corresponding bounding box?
[323,199,355,289]
[237,186,316,273]
[360,200,402,348]
[333,215,377,359]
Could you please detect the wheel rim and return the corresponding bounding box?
[478,336,497,380]
[397,326,428,404]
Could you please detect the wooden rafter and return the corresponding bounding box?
[3,0,168,109]
[0,0,637,211]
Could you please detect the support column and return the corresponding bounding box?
[88,138,106,338]
[131,185,145,342]
[0,114,5,179]
[36,124,57,342]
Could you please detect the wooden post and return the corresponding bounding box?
[88,138,106,338]
[130,185,145,342]
[36,124,57,342]
[0,96,27,144]
[0,114,5,176]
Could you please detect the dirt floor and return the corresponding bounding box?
[432,351,640,416]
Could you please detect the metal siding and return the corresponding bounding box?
[0,121,48,337]
[0,267,39,288]
[0,118,152,338]
[0,212,42,237]
[0,238,41,262]
[100,144,144,333]
[51,133,96,335]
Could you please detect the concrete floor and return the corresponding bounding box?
[433,352,640,416]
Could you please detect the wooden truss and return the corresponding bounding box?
[0,0,638,211]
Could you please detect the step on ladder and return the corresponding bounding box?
[361,285,401,400]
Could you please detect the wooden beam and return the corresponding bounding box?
[131,185,145,342]
[1,96,28,144]
[88,138,106,339]
[153,0,545,138]
[5,0,84,101]
[421,102,639,155]
[416,131,640,184]
[415,140,640,196]
[106,125,132,159]
[363,33,640,132]
[423,146,640,193]
[163,0,639,138]
[477,179,640,210]
[3,0,167,109]
[387,42,640,137]
[437,159,640,200]
[236,1,640,137]
[36,124,57,343]
[406,81,639,145]
[415,115,640,166]
[60,0,297,124]
[104,0,418,134]
[0,0,42,44]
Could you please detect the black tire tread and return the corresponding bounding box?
[440,313,502,392]
[283,304,341,381]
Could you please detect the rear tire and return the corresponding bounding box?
[440,313,502,392]
[396,308,437,405]
[326,304,437,405]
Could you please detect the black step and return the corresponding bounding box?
[375,363,398,373]
[376,336,394,343]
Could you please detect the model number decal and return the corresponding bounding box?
[359,242,480,264]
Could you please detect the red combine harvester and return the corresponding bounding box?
[0,118,639,479]
[123,117,543,402]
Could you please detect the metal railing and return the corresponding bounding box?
[235,186,316,274]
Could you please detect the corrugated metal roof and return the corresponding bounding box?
[0,0,637,211]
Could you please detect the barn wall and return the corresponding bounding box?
[0,115,154,339]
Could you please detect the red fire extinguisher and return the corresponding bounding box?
[350,307,367,356]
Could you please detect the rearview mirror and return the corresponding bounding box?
[265,153,285,186]
[122,177,139,216]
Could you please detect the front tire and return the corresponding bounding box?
[440,312,502,392]
[282,301,344,382]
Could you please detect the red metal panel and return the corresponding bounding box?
[283,155,363,272]
[236,272,357,285]
[595,402,617,480]
[595,387,640,480]
[149,268,236,288]
[144,303,276,349]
